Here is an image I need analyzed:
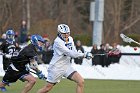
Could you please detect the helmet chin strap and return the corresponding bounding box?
[58,33,69,43]
[65,37,68,44]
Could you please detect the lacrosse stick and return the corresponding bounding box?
[93,53,140,56]
[93,54,106,56]
[29,70,47,79]
[25,65,47,79]
[120,33,140,45]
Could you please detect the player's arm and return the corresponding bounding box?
[55,39,93,59]
[0,42,11,58]
[55,41,92,59]
[0,50,3,55]
[0,42,4,54]
[29,56,40,72]
[29,56,45,79]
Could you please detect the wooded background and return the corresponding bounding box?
[0,0,140,45]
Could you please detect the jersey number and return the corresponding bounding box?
[8,48,15,55]
[65,43,72,50]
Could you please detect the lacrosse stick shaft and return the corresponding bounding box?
[93,54,106,56]
[29,70,47,79]
[121,53,140,56]
[93,53,140,56]
[133,40,140,46]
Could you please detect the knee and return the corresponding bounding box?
[30,78,37,85]
[0,82,6,87]
[46,84,53,92]
[41,84,54,93]
[77,79,84,87]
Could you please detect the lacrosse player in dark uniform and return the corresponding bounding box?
[0,29,19,92]
[0,34,45,93]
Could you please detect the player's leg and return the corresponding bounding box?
[37,82,54,93]
[65,66,84,93]
[21,74,37,93]
[37,64,61,93]
[0,67,17,92]
[70,71,84,93]
[0,79,7,92]
[1,59,10,92]
[0,82,7,92]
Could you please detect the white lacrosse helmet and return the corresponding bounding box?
[57,24,70,34]
[57,24,70,41]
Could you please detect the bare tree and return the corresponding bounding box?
[0,0,12,34]
[104,0,140,43]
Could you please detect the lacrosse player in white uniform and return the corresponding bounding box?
[37,24,92,93]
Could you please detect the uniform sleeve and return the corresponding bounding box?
[54,40,84,58]
[0,41,5,52]
[0,43,3,51]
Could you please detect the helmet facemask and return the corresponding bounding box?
[36,40,45,51]
[7,34,15,40]
[57,24,70,43]
[6,30,15,44]
[59,32,70,43]
[31,35,45,51]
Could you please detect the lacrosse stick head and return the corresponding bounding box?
[120,33,134,43]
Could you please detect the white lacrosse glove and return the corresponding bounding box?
[5,54,12,59]
[84,52,93,60]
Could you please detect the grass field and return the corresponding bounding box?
[0,77,140,93]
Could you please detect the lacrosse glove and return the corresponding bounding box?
[36,71,45,79]
[84,52,93,60]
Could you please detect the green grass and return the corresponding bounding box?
[0,77,140,93]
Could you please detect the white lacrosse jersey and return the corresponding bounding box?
[49,36,84,65]
[47,36,84,83]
